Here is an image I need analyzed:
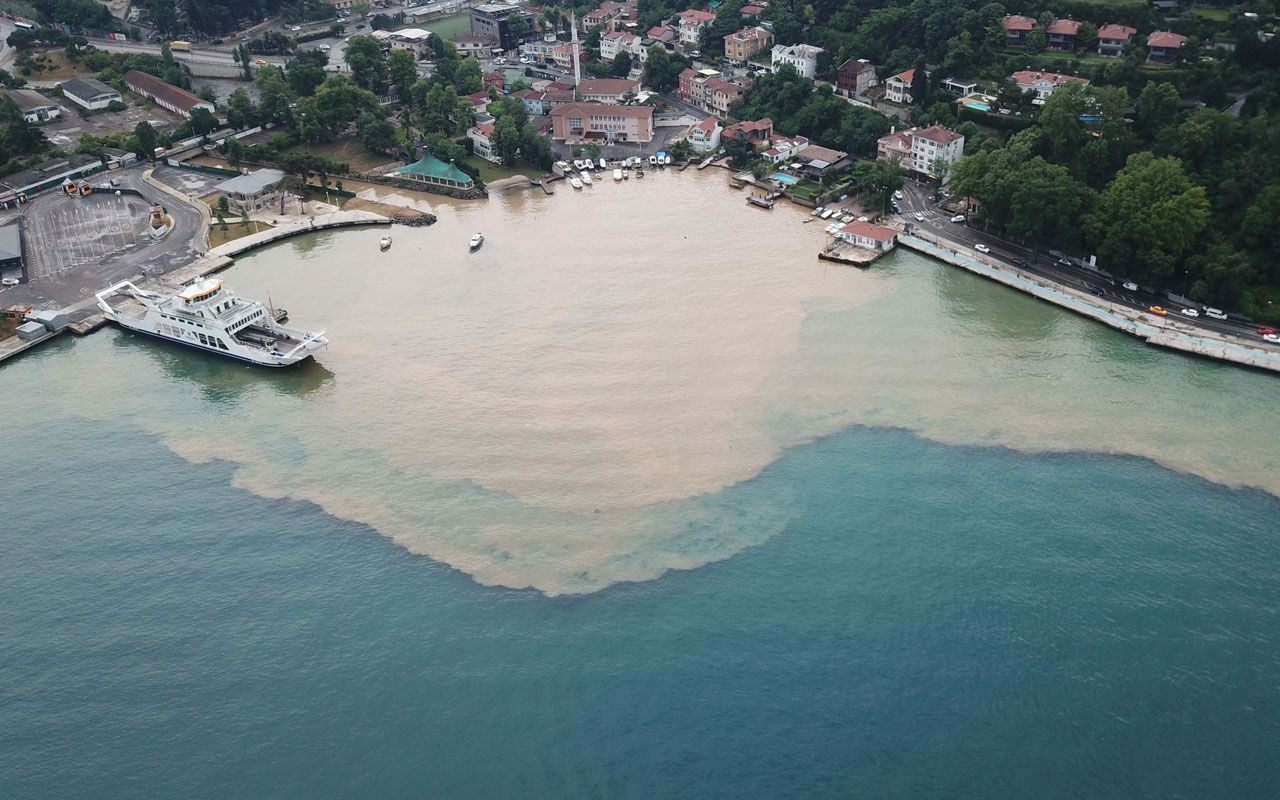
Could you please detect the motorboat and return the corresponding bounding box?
[379,234,392,250]
[635,168,644,178]
[597,158,607,170]
[648,155,657,166]
[664,155,673,165]
[572,159,584,170]
[580,170,593,185]
[613,168,623,181]
[812,206,825,217]
[570,177,583,189]
[623,169,630,179]
[469,233,484,250]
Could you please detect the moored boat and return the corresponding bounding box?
[580,171,593,185]
[613,168,623,181]
[469,232,484,250]
[379,234,392,250]
[570,177,583,189]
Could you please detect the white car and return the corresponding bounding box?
[1180,308,1200,317]
[1205,308,1227,320]
[974,243,991,254]
[894,190,903,199]
[913,212,925,221]
[1122,281,1139,292]
[290,25,301,31]
[1265,333,1280,343]
[495,57,507,65]
[1,277,19,286]
[950,214,965,223]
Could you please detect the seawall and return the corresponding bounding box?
[899,233,1280,374]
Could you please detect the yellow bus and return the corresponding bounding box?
[169,40,191,51]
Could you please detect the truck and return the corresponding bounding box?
[169,40,191,51]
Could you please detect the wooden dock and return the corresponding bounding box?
[747,195,775,209]
[818,241,886,268]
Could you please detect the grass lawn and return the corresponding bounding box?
[1193,7,1231,21]
[15,50,89,80]
[282,137,393,173]
[463,155,540,183]
[422,13,471,40]
[788,181,820,200]
[208,220,274,248]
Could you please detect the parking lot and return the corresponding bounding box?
[24,192,155,280]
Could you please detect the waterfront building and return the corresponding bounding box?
[676,9,716,47]
[123,70,215,119]
[1046,19,1082,51]
[550,102,654,143]
[1011,70,1089,102]
[838,220,898,252]
[576,78,640,103]
[6,88,61,123]
[884,69,914,104]
[0,222,23,273]
[215,168,285,216]
[771,43,823,79]
[876,125,965,184]
[392,152,476,190]
[1097,24,1138,56]
[60,76,122,111]
[794,144,851,179]
[469,122,499,162]
[836,59,876,98]
[1001,15,1037,48]
[685,116,722,154]
[721,117,773,146]
[1147,31,1188,64]
[762,135,809,164]
[940,77,978,96]
[723,27,773,63]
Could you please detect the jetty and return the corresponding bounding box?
[747,194,775,209]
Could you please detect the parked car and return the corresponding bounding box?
[1122,281,1139,291]
[1180,308,1200,317]
[1258,327,1277,336]
[1055,257,1071,267]
[1205,307,1227,320]
[1265,333,1280,343]
[1087,285,1105,296]
[1,277,19,286]
[1013,258,1028,268]
[893,190,904,199]
[950,214,965,223]
[974,243,991,253]
[1148,305,1169,316]
[290,25,301,31]
[913,212,925,221]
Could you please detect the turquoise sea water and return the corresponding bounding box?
[3,417,1278,798]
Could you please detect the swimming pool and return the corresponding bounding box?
[965,101,991,112]
[771,172,800,185]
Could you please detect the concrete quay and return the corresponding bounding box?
[900,233,1280,375]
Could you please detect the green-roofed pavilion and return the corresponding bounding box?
[393,152,475,190]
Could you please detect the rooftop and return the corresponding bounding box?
[773,43,823,58]
[577,78,640,95]
[891,68,915,83]
[1002,14,1037,32]
[913,125,964,144]
[841,220,897,241]
[1012,70,1089,87]
[838,58,875,73]
[677,9,716,22]
[1098,24,1137,40]
[61,76,119,100]
[5,88,57,112]
[215,168,285,195]
[0,222,21,262]
[551,101,654,119]
[1046,19,1082,35]
[1148,31,1189,48]
[798,144,848,163]
[124,70,210,113]
[0,153,102,193]
[394,152,474,184]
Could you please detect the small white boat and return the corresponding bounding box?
[623,169,630,179]
[648,155,658,166]
[570,177,583,189]
[613,168,623,181]
[820,209,834,219]
[597,158,607,170]
[580,171,593,185]
[664,155,673,165]
[379,234,392,250]
[811,206,825,217]
[572,159,584,170]
[469,233,484,250]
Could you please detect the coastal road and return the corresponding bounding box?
[894,183,1272,343]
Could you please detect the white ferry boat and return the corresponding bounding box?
[95,278,328,368]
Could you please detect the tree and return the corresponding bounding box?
[908,55,929,107]
[309,74,382,140]
[133,121,158,158]
[255,65,293,126]
[288,52,328,97]
[415,81,472,136]
[1135,81,1181,140]
[189,107,218,136]
[723,136,756,168]
[519,122,553,171]
[851,158,905,214]
[611,51,633,78]
[387,49,418,99]
[344,35,389,93]
[279,174,308,215]
[215,195,230,231]
[643,45,682,94]
[490,116,521,166]
[233,44,253,81]
[356,111,396,154]
[709,0,744,53]
[1085,152,1209,286]
[1026,27,1047,54]
[225,88,259,129]
[452,58,484,94]
[1075,23,1098,55]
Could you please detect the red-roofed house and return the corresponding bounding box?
[577,78,641,103]
[722,117,774,146]
[740,4,765,17]
[1046,19,1082,50]
[1097,24,1137,57]
[885,68,914,104]
[467,90,492,114]
[1147,31,1188,63]
[483,71,505,91]
[686,116,722,153]
[469,122,498,163]
[838,220,898,252]
[677,9,716,46]
[1002,15,1037,47]
[1012,70,1089,101]
[647,25,677,45]
[123,70,214,119]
